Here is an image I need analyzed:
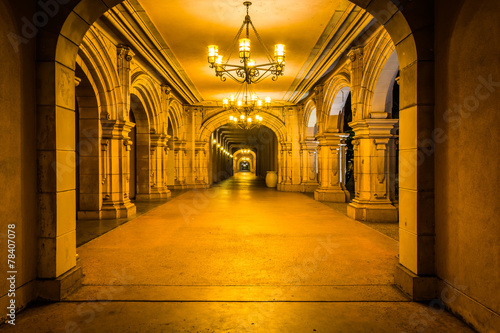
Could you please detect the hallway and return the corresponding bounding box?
[3,173,472,332]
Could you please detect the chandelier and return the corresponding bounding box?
[223,82,270,129]
[207,1,286,84]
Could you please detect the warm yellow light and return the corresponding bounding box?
[208,45,218,63]
[223,98,229,107]
[239,38,251,58]
[237,100,242,107]
[213,140,217,144]
[217,144,221,147]
[230,95,235,102]
[229,115,234,121]
[247,118,252,122]
[257,100,263,107]
[240,114,245,120]
[248,59,256,67]
[275,44,285,56]
[265,97,271,107]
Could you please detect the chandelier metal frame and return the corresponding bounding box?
[207,1,286,84]
[223,81,270,130]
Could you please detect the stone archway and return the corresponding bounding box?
[38,0,433,301]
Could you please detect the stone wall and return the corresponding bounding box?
[435,0,500,330]
[0,0,38,320]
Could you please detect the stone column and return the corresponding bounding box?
[300,140,319,192]
[173,139,187,189]
[194,141,210,188]
[278,142,295,191]
[150,134,171,198]
[314,133,350,202]
[100,120,136,218]
[117,45,134,122]
[347,118,398,222]
[348,47,365,122]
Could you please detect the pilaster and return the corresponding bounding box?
[347,118,398,222]
[173,139,187,189]
[300,140,319,192]
[314,133,350,202]
[100,119,136,218]
[150,134,171,198]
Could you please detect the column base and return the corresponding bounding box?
[300,183,319,193]
[37,259,83,301]
[77,210,102,220]
[314,188,350,202]
[150,187,172,199]
[279,183,301,192]
[101,200,136,219]
[394,263,437,301]
[347,200,398,222]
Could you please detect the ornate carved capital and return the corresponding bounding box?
[117,45,135,62]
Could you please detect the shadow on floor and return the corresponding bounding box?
[302,192,399,241]
[77,190,189,247]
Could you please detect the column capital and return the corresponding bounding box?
[117,44,135,62]
[347,46,363,63]
[350,119,398,138]
[316,132,349,146]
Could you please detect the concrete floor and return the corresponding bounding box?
[2,172,473,332]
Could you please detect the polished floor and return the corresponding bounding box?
[2,172,473,332]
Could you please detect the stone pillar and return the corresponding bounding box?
[173,139,187,189]
[194,141,210,188]
[278,142,294,191]
[347,118,398,222]
[300,140,319,192]
[150,134,171,198]
[100,120,136,218]
[348,47,365,122]
[117,45,134,121]
[314,133,350,202]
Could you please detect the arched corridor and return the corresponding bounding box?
[0,0,499,331]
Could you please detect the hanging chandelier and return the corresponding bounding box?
[207,1,286,84]
[223,82,270,129]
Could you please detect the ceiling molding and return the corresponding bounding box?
[100,0,202,104]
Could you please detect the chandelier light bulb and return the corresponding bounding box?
[239,38,251,59]
[208,45,218,64]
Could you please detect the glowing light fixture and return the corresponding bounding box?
[207,1,286,84]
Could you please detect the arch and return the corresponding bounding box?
[74,60,103,220]
[321,72,351,130]
[233,149,257,174]
[329,86,351,116]
[78,27,121,120]
[38,0,432,301]
[168,99,185,140]
[198,108,286,144]
[131,71,162,132]
[130,94,152,200]
[372,50,399,113]
[303,99,317,139]
[360,29,397,118]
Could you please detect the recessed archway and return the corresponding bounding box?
[37,0,433,303]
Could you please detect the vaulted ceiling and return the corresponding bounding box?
[138,0,374,105]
